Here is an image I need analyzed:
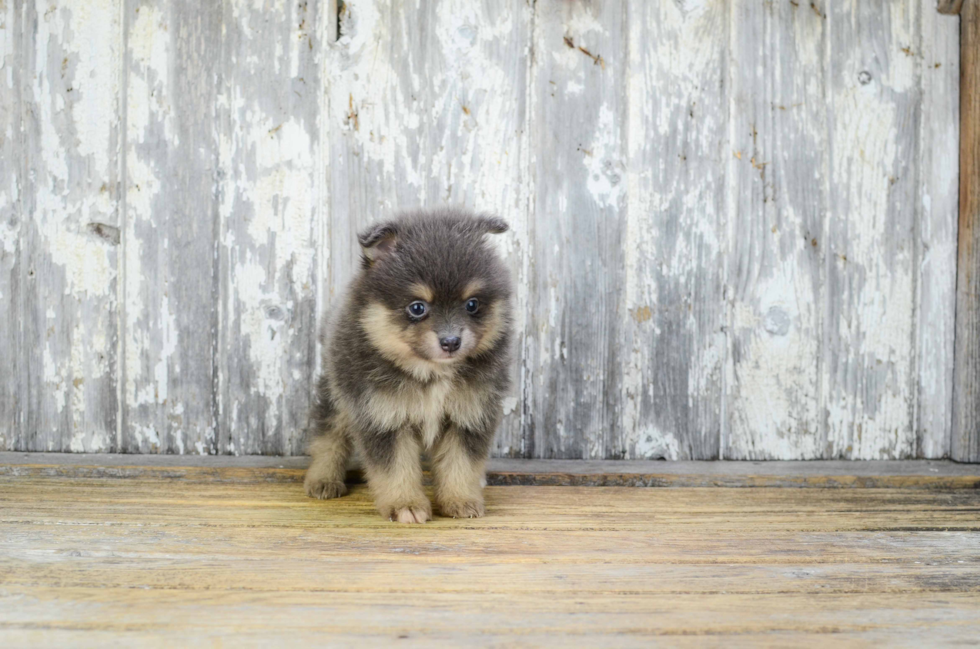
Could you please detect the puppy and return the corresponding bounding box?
[304,207,513,523]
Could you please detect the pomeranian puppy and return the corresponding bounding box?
[304,207,512,523]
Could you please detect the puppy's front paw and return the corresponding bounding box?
[381,501,432,524]
[394,506,430,524]
[305,479,348,500]
[439,499,485,519]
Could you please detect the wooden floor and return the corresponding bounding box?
[1,462,979,646]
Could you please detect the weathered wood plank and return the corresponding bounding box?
[2,590,979,648]
[7,523,980,566]
[724,0,825,459]
[954,0,980,462]
[324,0,428,305]
[122,0,220,453]
[823,0,919,458]
[5,477,980,530]
[16,1,122,452]
[0,0,966,460]
[917,3,959,457]
[527,0,628,459]
[324,0,531,457]
[622,0,727,460]
[213,0,322,456]
[0,0,22,450]
[1,474,979,645]
[8,554,980,595]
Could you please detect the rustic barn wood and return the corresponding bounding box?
[0,0,21,452]
[1,467,979,644]
[921,0,962,458]
[954,0,980,462]
[1,0,122,453]
[624,0,727,461]
[0,0,966,460]
[122,0,222,456]
[725,0,825,459]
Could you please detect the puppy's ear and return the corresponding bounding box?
[475,215,509,235]
[358,222,398,265]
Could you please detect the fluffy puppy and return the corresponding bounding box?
[304,208,512,523]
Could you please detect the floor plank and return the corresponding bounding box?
[0,470,978,645]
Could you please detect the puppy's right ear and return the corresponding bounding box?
[475,215,509,235]
[358,222,398,266]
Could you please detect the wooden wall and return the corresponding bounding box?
[0,0,962,459]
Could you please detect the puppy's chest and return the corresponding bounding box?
[375,379,480,449]
[413,380,454,449]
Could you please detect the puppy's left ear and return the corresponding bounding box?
[475,215,509,235]
[358,221,398,265]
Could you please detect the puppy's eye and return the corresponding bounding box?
[407,301,428,319]
[465,298,480,314]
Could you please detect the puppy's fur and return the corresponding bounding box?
[304,208,512,523]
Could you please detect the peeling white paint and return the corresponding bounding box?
[634,425,681,461]
[5,0,961,459]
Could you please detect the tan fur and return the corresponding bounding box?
[361,379,455,450]
[444,381,493,431]
[360,302,454,382]
[409,283,435,302]
[432,428,486,518]
[304,415,352,500]
[462,279,484,299]
[473,303,506,355]
[360,431,431,523]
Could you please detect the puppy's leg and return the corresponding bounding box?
[360,429,431,524]
[304,383,352,499]
[432,425,490,519]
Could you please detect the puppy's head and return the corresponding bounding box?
[356,209,511,376]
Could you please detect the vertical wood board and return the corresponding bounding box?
[526,0,628,459]
[724,0,826,459]
[214,0,322,456]
[0,0,965,460]
[624,0,727,460]
[14,1,122,452]
[122,0,220,454]
[953,0,980,462]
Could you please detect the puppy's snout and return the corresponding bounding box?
[440,336,461,353]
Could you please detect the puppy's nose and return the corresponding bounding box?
[440,336,461,353]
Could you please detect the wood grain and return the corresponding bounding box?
[122,0,221,454]
[1,471,979,645]
[824,0,920,459]
[918,2,960,457]
[0,0,967,460]
[725,0,825,459]
[622,0,727,461]
[0,0,21,451]
[954,0,980,462]
[15,1,123,453]
[527,0,628,459]
[214,0,322,456]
